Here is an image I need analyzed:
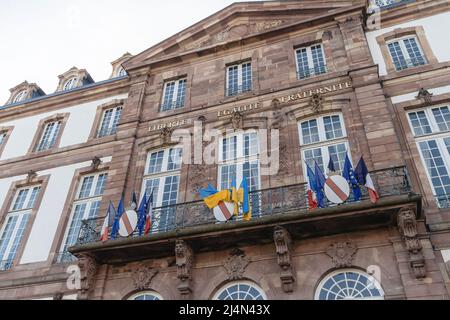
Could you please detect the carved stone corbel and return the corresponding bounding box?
[416,88,433,103]
[309,93,323,114]
[397,207,426,279]
[26,170,38,183]
[175,240,194,297]
[326,241,357,268]
[75,253,99,300]
[160,127,174,145]
[223,248,250,280]
[273,226,296,293]
[231,111,243,130]
[90,157,102,171]
[132,266,158,290]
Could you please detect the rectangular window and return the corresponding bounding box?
[299,114,349,175]
[0,132,6,146]
[295,44,327,80]
[35,121,62,152]
[97,106,123,137]
[0,185,41,271]
[141,148,182,234]
[58,173,107,263]
[408,106,450,137]
[387,37,427,71]
[161,78,187,111]
[226,62,252,97]
[373,0,412,9]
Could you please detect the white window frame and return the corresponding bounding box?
[128,291,163,300]
[226,62,252,97]
[213,281,267,300]
[13,90,28,103]
[217,131,261,192]
[161,78,187,111]
[387,36,427,71]
[298,113,349,175]
[63,77,78,91]
[140,148,183,208]
[97,106,123,137]
[407,105,450,207]
[35,120,62,152]
[0,185,41,269]
[59,173,108,261]
[295,44,327,79]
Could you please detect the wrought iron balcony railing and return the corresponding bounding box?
[297,65,327,80]
[394,56,427,71]
[75,166,413,247]
[96,126,118,138]
[0,260,13,272]
[160,99,185,112]
[226,83,252,97]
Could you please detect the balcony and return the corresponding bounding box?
[394,56,427,71]
[226,83,252,97]
[0,260,13,272]
[69,166,420,263]
[297,65,327,80]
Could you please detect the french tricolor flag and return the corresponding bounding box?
[306,163,318,210]
[100,201,116,242]
[355,156,379,204]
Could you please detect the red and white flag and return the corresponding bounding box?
[100,201,116,242]
[355,156,380,204]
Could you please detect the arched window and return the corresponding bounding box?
[315,269,384,300]
[118,67,127,77]
[63,77,78,91]
[128,291,163,300]
[13,90,28,103]
[213,281,266,300]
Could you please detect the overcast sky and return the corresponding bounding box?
[0,0,262,104]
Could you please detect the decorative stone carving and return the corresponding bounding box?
[322,30,333,41]
[273,226,295,293]
[231,111,243,130]
[416,88,433,103]
[90,157,102,171]
[26,170,37,183]
[397,207,426,278]
[75,253,98,300]
[132,266,158,290]
[309,93,323,113]
[160,127,174,145]
[53,293,64,300]
[223,248,250,280]
[326,241,357,268]
[271,109,286,130]
[175,240,194,296]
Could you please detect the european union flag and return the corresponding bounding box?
[111,197,124,240]
[314,161,326,208]
[342,154,361,201]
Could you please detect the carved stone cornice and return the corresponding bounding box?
[273,226,295,293]
[175,240,194,297]
[326,241,357,268]
[132,266,158,290]
[397,207,426,279]
[223,248,250,280]
[75,253,98,300]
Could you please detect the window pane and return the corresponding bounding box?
[78,176,94,199]
[6,214,30,262]
[324,115,344,140]
[148,151,164,174]
[161,176,179,207]
[243,161,260,191]
[408,111,432,136]
[328,144,347,172]
[0,216,18,260]
[61,203,87,253]
[296,48,310,79]
[242,63,252,92]
[26,187,41,209]
[388,41,407,71]
[220,164,237,190]
[167,148,183,171]
[432,107,450,132]
[93,174,108,196]
[304,148,324,173]
[12,189,29,211]
[403,38,426,66]
[227,65,239,96]
[161,82,175,111]
[419,140,450,198]
[244,133,258,157]
[222,136,237,161]
[311,44,326,75]
[175,79,186,108]
[301,120,320,145]
[144,178,160,207]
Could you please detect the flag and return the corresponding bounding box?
[328,155,336,173]
[137,192,148,236]
[199,184,219,199]
[342,154,361,202]
[111,197,124,239]
[230,179,239,216]
[100,201,116,242]
[355,156,379,204]
[240,177,252,221]
[306,163,318,210]
[144,191,154,235]
[314,161,326,208]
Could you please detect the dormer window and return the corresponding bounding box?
[63,77,78,91]
[13,90,28,103]
[118,67,127,77]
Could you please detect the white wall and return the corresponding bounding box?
[0,93,127,161]
[0,156,111,265]
[442,249,450,263]
[366,11,450,76]
[390,85,450,104]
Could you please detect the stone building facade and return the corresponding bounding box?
[0,0,449,300]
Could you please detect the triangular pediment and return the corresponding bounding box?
[125,0,366,70]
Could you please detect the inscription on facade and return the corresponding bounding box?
[149,119,189,132]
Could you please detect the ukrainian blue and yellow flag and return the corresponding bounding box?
[239,177,252,221]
